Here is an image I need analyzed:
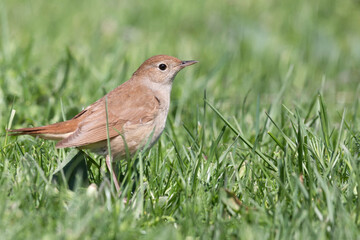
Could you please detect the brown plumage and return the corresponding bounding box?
[9,55,198,192]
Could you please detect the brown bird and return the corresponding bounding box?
[9,55,198,192]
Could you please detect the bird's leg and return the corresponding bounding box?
[105,155,121,193]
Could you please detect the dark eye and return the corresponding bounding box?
[158,63,167,71]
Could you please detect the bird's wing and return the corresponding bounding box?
[56,84,160,148]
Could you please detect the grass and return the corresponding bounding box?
[1,0,360,239]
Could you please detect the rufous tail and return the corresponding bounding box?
[7,119,79,140]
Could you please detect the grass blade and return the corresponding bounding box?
[205,99,277,172]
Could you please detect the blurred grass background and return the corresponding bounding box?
[1,0,360,239]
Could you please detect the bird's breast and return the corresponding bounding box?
[149,99,169,146]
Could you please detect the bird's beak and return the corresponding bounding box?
[179,60,198,68]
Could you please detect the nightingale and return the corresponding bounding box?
[8,55,198,192]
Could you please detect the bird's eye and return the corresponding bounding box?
[158,63,167,71]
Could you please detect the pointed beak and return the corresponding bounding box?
[179,60,198,68]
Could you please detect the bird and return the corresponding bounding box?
[8,55,198,192]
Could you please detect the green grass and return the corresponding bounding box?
[1,0,360,239]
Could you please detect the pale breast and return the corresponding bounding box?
[149,102,169,147]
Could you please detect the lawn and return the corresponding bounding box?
[1,0,360,239]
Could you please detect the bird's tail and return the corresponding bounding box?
[7,120,78,140]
